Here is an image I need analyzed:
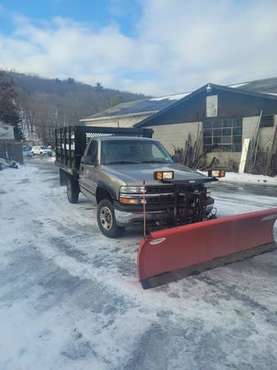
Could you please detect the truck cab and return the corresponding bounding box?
[78,136,215,237]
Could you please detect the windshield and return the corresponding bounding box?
[101,140,173,165]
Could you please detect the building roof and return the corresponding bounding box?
[80,93,188,122]
[233,77,277,94]
[135,83,277,128]
[80,77,277,123]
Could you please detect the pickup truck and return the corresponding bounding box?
[55,126,216,237]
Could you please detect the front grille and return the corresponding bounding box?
[146,195,174,206]
[145,185,175,208]
[146,185,174,194]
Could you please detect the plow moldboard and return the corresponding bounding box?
[138,208,277,288]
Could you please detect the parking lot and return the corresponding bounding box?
[0,159,277,370]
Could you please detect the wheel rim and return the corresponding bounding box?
[100,206,113,230]
[67,182,72,200]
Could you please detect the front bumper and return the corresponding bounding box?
[114,209,168,226]
[114,184,215,227]
[114,205,214,227]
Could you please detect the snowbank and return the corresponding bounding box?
[220,172,277,186]
[0,157,19,170]
[198,169,277,186]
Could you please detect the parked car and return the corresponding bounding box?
[23,145,33,158]
[31,145,53,156]
[31,146,42,155]
[40,146,53,156]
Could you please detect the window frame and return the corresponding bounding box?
[86,139,98,165]
[260,115,274,128]
[100,139,173,165]
[203,117,242,153]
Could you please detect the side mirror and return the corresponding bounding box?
[81,156,94,165]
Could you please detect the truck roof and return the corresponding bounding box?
[94,136,156,142]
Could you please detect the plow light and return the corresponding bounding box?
[209,169,225,178]
[154,170,174,181]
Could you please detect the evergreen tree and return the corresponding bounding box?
[0,71,24,140]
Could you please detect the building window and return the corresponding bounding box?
[261,115,274,128]
[203,117,242,152]
[206,95,218,117]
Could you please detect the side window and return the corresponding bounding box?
[87,141,98,165]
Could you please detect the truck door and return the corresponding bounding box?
[79,140,98,198]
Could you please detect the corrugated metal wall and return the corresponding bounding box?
[150,122,201,154]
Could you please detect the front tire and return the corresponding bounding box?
[66,177,79,203]
[97,199,123,238]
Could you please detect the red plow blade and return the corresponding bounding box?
[138,208,277,289]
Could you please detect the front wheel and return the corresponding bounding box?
[97,199,124,238]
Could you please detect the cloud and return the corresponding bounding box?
[138,0,277,93]
[0,0,277,95]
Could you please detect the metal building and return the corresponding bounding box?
[81,81,277,171]
[135,83,277,169]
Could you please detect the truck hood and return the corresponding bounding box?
[102,162,210,185]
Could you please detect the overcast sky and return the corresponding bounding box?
[0,0,276,95]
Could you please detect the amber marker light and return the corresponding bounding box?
[119,197,141,205]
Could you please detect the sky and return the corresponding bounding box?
[0,0,276,96]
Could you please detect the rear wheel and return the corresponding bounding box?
[66,177,79,203]
[97,199,123,238]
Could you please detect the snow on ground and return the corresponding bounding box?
[220,172,277,186]
[1,160,277,369]
[198,169,277,186]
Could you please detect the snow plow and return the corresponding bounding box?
[54,127,277,288]
[138,207,277,289]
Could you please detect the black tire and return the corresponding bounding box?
[66,177,79,203]
[97,199,124,238]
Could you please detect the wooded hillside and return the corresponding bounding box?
[1,71,145,143]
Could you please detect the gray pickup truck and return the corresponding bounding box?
[55,126,216,237]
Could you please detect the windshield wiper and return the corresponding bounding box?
[106,160,140,165]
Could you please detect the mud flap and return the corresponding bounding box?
[138,208,277,289]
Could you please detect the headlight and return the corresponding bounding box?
[119,185,145,205]
[120,186,145,194]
